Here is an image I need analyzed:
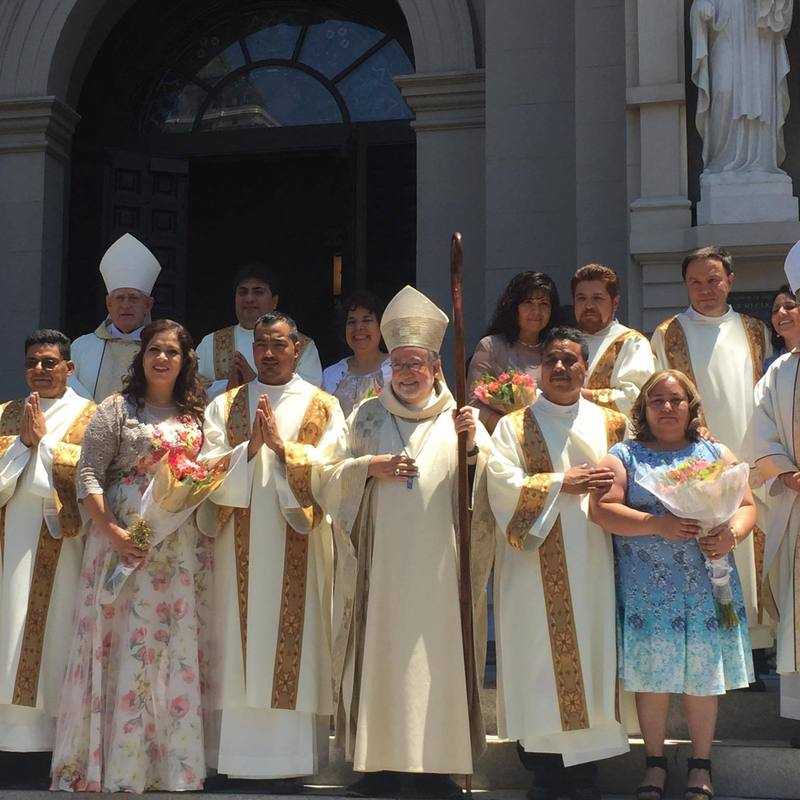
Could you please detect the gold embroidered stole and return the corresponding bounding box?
[92,327,140,402]
[213,327,313,381]
[586,330,644,411]
[0,397,94,707]
[213,326,237,381]
[510,407,590,731]
[218,383,333,709]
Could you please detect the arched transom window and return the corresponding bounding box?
[147,13,414,133]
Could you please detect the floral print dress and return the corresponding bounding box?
[610,439,754,696]
[51,394,213,792]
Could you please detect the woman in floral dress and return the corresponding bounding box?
[590,370,755,800]
[51,319,211,793]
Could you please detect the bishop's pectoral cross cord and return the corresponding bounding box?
[390,413,443,490]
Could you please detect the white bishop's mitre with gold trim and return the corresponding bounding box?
[99,233,161,295]
[380,285,449,353]
[785,240,800,295]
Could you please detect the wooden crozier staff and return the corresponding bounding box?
[451,232,476,794]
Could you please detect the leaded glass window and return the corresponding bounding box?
[146,13,414,133]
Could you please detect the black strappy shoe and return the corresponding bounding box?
[685,757,713,800]
[636,755,668,800]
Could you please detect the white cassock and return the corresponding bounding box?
[0,388,92,750]
[69,321,143,402]
[651,305,773,648]
[487,397,629,767]
[198,376,342,778]
[582,320,655,417]
[311,388,489,775]
[752,351,800,718]
[197,325,323,399]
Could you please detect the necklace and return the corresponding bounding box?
[390,412,443,490]
[517,338,540,350]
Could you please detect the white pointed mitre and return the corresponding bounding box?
[785,240,800,295]
[99,233,161,295]
[381,285,449,353]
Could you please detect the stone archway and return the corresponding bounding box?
[0,0,484,394]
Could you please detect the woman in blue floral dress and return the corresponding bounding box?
[590,370,755,800]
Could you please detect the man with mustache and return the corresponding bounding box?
[651,246,773,658]
[196,264,322,399]
[69,234,160,402]
[0,330,94,785]
[572,263,655,417]
[485,327,629,800]
[198,311,344,790]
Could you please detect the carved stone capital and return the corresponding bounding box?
[396,70,485,132]
[0,97,80,162]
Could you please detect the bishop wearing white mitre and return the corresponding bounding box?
[197,310,345,786]
[752,241,800,719]
[69,233,160,402]
[196,264,322,400]
[480,326,629,793]
[651,245,773,650]
[0,330,94,761]
[309,286,489,798]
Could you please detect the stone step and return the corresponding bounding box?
[481,677,798,742]
[309,737,800,799]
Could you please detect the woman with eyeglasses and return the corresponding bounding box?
[468,272,559,432]
[589,370,755,800]
[322,291,389,416]
[51,320,211,793]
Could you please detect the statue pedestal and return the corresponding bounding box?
[698,171,798,225]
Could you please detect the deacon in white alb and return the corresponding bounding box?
[483,326,629,797]
[571,263,655,417]
[651,245,773,651]
[309,286,489,799]
[69,233,160,402]
[198,310,344,787]
[196,264,322,399]
[0,329,94,772]
[752,240,800,719]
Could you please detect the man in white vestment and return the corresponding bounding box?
[752,241,800,721]
[309,285,489,799]
[196,264,322,399]
[486,326,629,800]
[69,233,161,402]
[572,263,655,417]
[198,311,343,790]
[0,330,94,785]
[651,245,773,661]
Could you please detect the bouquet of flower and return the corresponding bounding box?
[635,457,750,628]
[101,450,234,602]
[472,370,536,414]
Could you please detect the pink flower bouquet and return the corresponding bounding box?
[472,370,536,414]
[635,456,750,629]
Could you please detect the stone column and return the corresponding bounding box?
[0,97,79,396]
[397,70,486,369]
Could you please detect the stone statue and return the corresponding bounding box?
[690,0,797,223]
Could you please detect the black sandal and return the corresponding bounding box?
[636,755,668,800]
[685,757,713,800]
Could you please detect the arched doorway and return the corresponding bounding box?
[66,0,417,365]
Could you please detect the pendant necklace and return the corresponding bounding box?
[390,412,442,490]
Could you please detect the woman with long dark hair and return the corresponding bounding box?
[765,284,800,369]
[51,320,212,793]
[468,271,559,431]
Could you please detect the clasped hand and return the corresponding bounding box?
[247,394,285,462]
[20,392,46,447]
[561,463,615,496]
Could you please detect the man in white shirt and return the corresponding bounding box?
[196,264,322,399]
[651,245,773,664]
[572,263,655,417]
[69,233,160,402]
